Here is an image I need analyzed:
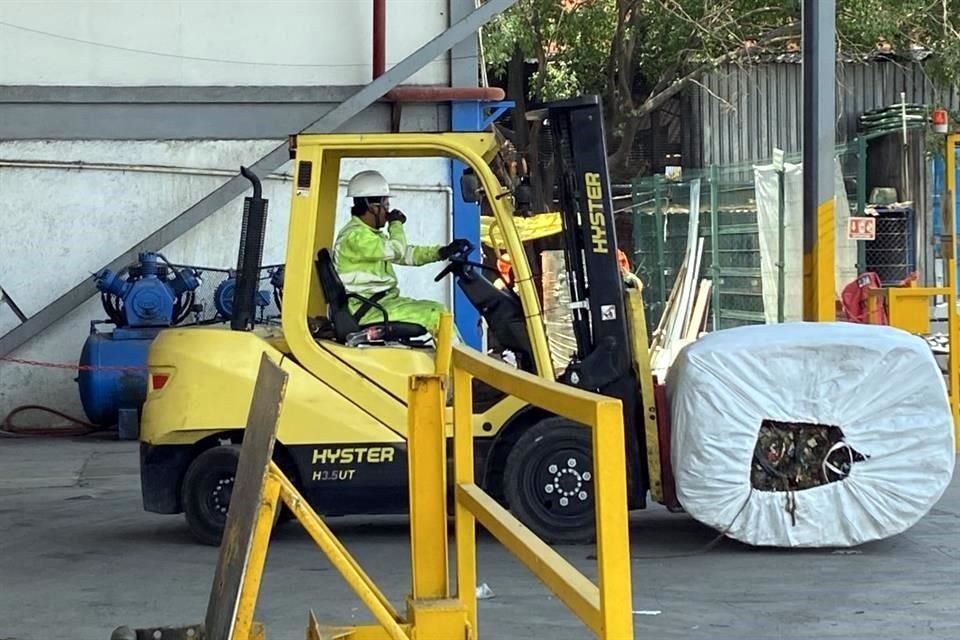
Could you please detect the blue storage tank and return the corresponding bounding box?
[77,325,160,439]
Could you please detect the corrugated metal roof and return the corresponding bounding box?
[688,59,960,167]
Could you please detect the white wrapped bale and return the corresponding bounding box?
[666,322,956,547]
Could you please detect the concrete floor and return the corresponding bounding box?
[1,437,959,640]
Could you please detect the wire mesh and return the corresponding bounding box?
[628,134,884,330]
[629,165,762,332]
[862,207,916,285]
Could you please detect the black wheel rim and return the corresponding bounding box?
[524,444,594,523]
[200,472,235,526]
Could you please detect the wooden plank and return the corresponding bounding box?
[676,238,704,342]
[650,262,686,353]
[656,239,704,373]
[204,353,289,640]
[684,280,713,341]
[669,180,703,347]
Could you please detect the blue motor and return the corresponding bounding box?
[78,252,202,438]
[213,274,271,321]
[96,252,202,328]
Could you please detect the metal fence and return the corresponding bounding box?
[630,165,761,332]
[626,140,874,332]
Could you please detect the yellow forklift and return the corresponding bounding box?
[138,96,673,545]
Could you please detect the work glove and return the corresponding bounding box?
[386,209,407,224]
[438,238,472,260]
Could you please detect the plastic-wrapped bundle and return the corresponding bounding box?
[666,322,955,547]
[541,250,577,375]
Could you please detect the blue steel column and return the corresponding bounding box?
[451,100,484,348]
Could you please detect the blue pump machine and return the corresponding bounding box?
[78,253,203,439]
[78,255,282,439]
[77,170,282,439]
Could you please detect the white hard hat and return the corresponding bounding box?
[347,170,391,198]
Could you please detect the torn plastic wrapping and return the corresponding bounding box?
[541,250,577,375]
[666,322,956,547]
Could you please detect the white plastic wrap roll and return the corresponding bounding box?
[666,322,956,547]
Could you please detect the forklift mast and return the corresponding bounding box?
[532,96,646,498]
[534,97,633,386]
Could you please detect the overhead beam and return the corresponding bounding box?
[0,0,519,357]
[802,0,836,321]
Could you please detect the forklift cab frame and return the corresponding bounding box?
[283,131,556,380]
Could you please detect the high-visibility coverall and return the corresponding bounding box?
[333,216,447,332]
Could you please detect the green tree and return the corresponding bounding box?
[483,0,960,181]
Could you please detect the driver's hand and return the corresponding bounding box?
[386,209,407,224]
[438,238,472,260]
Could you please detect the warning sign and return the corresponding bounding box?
[847,216,876,241]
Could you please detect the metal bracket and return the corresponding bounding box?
[480,101,515,131]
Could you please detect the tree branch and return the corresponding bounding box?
[607,18,801,177]
[606,1,630,109]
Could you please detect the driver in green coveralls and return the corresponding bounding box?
[333,170,471,335]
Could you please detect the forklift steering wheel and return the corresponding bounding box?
[434,258,463,282]
[433,256,498,283]
[433,242,474,282]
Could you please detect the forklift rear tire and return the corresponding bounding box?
[181,445,241,546]
[503,417,597,545]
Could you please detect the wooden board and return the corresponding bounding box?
[204,353,289,640]
[684,279,713,341]
[650,263,685,354]
[656,239,705,374]
[675,238,704,342]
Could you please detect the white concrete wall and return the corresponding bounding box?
[0,0,450,86]
[0,141,451,423]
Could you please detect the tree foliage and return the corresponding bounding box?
[483,0,960,180]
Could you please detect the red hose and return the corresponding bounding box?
[0,404,107,438]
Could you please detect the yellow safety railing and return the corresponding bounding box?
[113,314,633,639]
[410,343,634,639]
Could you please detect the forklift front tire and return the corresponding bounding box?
[181,445,241,546]
[503,418,597,545]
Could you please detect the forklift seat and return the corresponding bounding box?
[314,248,430,344]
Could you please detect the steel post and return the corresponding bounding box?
[451,100,484,349]
[654,176,667,318]
[709,165,721,329]
[856,135,868,272]
[777,167,786,323]
[631,179,642,269]
[802,0,836,320]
